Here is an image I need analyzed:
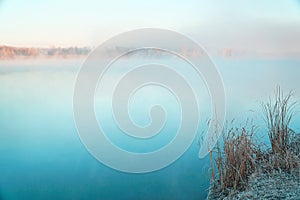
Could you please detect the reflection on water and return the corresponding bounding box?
[0,59,299,199]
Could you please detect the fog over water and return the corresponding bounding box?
[0,58,299,199]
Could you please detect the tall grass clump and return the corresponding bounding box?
[208,86,299,199]
[211,121,257,193]
[262,86,299,171]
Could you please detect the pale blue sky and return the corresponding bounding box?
[0,0,300,52]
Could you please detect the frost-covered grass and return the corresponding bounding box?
[208,87,300,199]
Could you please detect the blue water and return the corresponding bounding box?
[0,58,299,199]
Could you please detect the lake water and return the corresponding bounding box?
[0,58,299,199]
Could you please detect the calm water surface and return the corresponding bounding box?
[0,58,299,199]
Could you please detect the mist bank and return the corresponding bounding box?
[1,45,300,60]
